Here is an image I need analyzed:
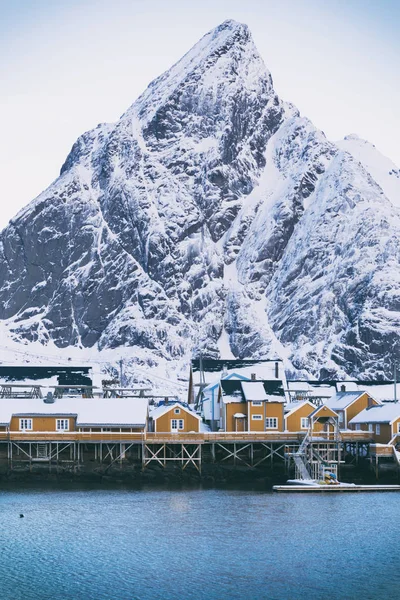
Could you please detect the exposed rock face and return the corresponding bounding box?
[0,19,399,379]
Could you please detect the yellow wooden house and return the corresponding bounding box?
[284,401,316,432]
[149,402,201,433]
[0,397,149,439]
[349,403,400,444]
[325,391,380,429]
[220,380,285,432]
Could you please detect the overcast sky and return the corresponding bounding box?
[1,0,399,230]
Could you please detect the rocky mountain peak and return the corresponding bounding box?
[0,21,399,381]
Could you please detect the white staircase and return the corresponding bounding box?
[293,453,312,480]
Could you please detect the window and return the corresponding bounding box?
[376,424,381,435]
[252,401,262,406]
[355,424,361,431]
[19,418,32,431]
[397,423,400,433]
[252,414,262,420]
[338,412,344,424]
[368,424,373,432]
[265,418,278,429]
[301,417,309,429]
[101,427,112,432]
[171,419,184,431]
[56,419,69,431]
[174,408,180,414]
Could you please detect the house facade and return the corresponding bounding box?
[284,401,316,432]
[150,402,201,433]
[325,391,380,429]
[220,380,285,432]
[349,403,400,444]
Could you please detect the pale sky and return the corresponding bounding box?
[1,0,399,230]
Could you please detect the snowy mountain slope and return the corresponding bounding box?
[0,19,399,381]
[338,134,400,209]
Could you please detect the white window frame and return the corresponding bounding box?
[171,419,178,431]
[300,417,309,430]
[397,423,400,434]
[252,414,262,420]
[174,408,180,414]
[355,424,361,431]
[19,418,32,431]
[265,417,278,429]
[376,424,381,435]
[338,412,344,425]
[368,424,373,432]
[56,419,69,431]
[252,401,262,406]
[178,419,184,430]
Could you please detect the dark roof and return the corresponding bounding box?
[192,359,282,373]
[220,379,285,401]
[0,366,92,386]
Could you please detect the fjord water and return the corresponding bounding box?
[0,485,398,600]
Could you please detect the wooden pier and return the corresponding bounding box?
[0,430,377,475]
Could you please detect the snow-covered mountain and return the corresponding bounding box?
[0,19,399,381]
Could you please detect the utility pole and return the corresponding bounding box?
[395,360,397,403]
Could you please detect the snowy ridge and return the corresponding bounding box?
[0,20,399,382]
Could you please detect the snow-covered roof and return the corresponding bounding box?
[191,359,284,386]
[149,402,200,421]
[335,381,359,392]
[349,403,400,425]
[326,392,365,410]
[222,391,244,404]
[0,397,148,427]
[220,379,285,404]
[309,405,338,419]
[287,382,311,392]
[233,412,246,418]
[287,381,335,398]
[241,382,269,401]
[284,401,315,417]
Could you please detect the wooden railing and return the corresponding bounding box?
[340,431,375,442]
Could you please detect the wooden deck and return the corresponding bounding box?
[0,430,374,443]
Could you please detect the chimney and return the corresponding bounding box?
[164,396,169,405]
[275,362,279,379]
[251,373,256,381]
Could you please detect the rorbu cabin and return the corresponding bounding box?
[149,402,201,433]
[325,391,380,429]
[0,397,149,438]
[348,403,400,444]
[219,379,285,433]
[284,401,316,432]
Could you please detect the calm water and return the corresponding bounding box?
[0,483,399,600]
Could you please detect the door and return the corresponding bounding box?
[171,419,178,433]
